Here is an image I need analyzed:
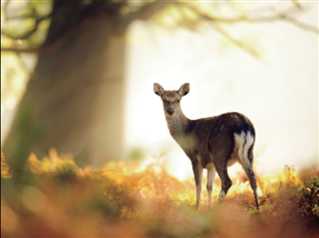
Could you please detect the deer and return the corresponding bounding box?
[153,83,259,209]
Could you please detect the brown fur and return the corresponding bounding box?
[154,83,259,209]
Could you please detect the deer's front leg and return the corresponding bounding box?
[192,159,203,209]
[206,163,215,207]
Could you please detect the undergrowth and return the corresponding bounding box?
[1,150,318,238]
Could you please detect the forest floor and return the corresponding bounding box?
[1,150,319,238]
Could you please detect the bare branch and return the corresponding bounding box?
[122,0,169,27]
[212,24,260,58]
[291,0,303,10]
[1,14,51,40]
[183,3,319,34]
[4,3,37,20]
[1,46,39,53]
[277,13,319,34]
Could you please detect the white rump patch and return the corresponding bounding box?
[233,131,254,169]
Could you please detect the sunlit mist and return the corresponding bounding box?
[125,6,318,179]
[2,1,319,238]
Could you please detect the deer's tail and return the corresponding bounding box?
[234,131,255,168]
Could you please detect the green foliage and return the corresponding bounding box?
[299,176,319,219]
[51,161,78,183]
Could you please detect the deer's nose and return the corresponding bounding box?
[166,108,174,115]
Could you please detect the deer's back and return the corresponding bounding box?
[187,112,255,167]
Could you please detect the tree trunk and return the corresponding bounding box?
[4,13,127,171]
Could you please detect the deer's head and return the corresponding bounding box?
[153,83,190,116]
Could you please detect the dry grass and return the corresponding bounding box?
[1,150,319,238]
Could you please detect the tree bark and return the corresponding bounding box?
[4,13,127,171]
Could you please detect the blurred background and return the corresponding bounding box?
[1,0,318,180]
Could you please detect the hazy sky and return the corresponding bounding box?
[125,3,318,179]
[1,1,318,180]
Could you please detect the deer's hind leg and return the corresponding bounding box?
[236,131,259,209]
[239,147,259,209]
[214,162,232,201]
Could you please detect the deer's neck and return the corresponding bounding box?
[165,106,190,137]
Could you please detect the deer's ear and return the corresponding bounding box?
[153,83,164,96]
[178,83,190,96]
